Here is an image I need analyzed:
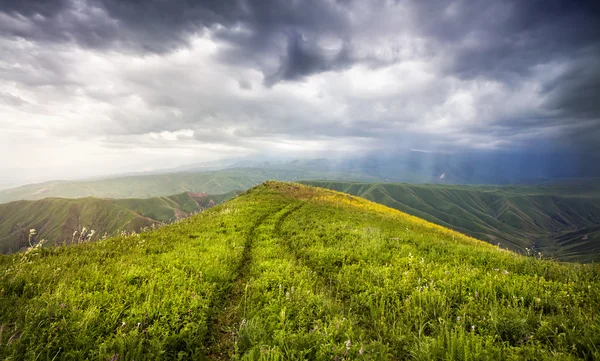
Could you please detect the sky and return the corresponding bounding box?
[0,0,599,183]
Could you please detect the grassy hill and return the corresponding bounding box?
[302,181,600,263]
[1,182,599,360]
[0,168,378,204]
[0,191,238,254]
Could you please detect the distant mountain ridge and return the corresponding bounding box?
[3,151,599,204]
[0,167,378,204]
[0,191,238,253]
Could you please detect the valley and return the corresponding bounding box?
[0,191,238,254]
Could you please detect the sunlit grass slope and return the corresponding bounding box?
[1,182,599,360]
[0,191,238,253]
[303,181,600,263]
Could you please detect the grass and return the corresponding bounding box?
[302,181,600,263]
[1,182,599,360]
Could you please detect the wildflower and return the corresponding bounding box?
[345,339,351,350]
[241,319,246,327]
[475,291,479,299]
[28,229,37,247]
[121,322,126,327]
[493,268,499,272]
[471,325,475,331]
[457,316,461,322]
[137,322,141,328]
[359,347,364,355]
[503,270,509,275]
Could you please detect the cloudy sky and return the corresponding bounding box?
[1,0,599,182]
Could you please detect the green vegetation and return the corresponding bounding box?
[1,182,599,360]
[0,168,378,203]
[303,181,600,263]
[0,191,238,253]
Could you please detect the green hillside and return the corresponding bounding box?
[0,191,238,254]
[302,181,600,262]
[0,168,378,204]
[1,182,599,360]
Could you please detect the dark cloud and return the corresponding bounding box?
[3,0,598,83]
[1,0,600,163]
[542,53,600,119]
[0,0,354,81]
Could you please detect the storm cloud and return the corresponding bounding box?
[0,0,599,178]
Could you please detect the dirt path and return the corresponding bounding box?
[204,204,289,360]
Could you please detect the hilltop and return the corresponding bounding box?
[303,181,600,263]
[0,191,238,253]
[1,182,598,360]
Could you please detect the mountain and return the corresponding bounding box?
[0,191,238,253]
[3,151,599,204]
[0,167,378,204]
[0,182,598,360]
[231,152,600,184]
[303,181,600,262]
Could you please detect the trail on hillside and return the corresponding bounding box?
[204,203,290,359]
[206,199,369,360]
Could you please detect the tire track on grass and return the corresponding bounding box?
[204,203,289,360]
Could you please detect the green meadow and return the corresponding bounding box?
[1,182,599,360]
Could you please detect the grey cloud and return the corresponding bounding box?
[542,54,600,119]
[238,79,252,90]
[414,1,600,144]
[1,0,600,159]
[0,91,27,106]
